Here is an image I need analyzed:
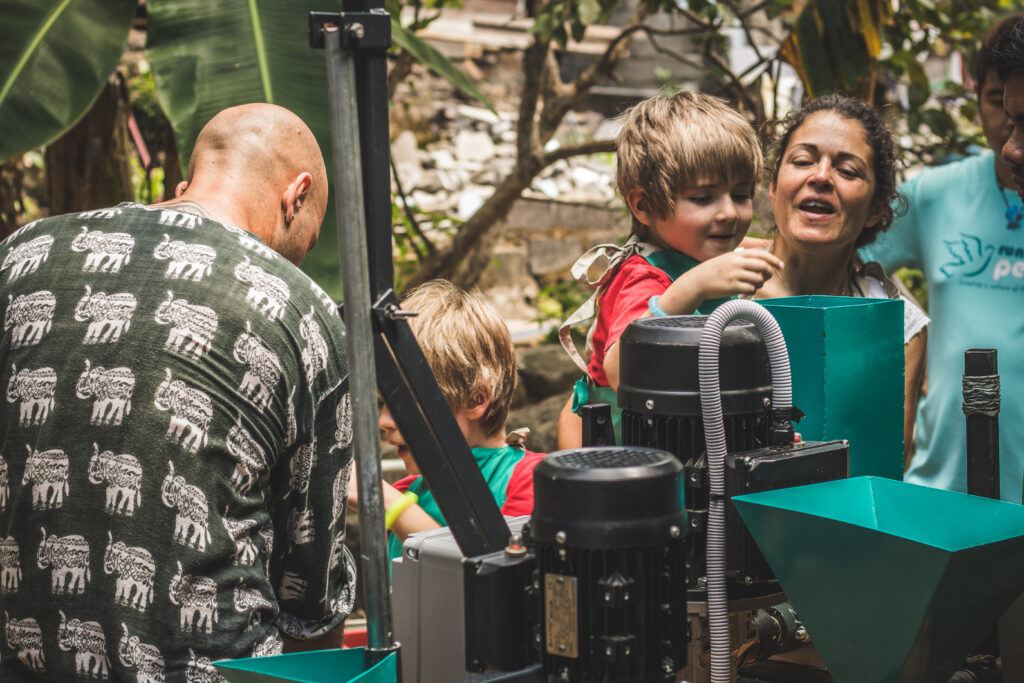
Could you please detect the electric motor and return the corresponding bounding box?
[530,446,688,682]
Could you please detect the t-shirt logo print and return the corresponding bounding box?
[940,232,995,278]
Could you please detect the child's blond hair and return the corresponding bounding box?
[615,91,763,240]
[401,280,517,438]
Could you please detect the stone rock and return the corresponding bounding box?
[391,130,421,166]
[528,236,584,276]
[454,130,495,163]
[478,244,531,290]
[516,344,580,402]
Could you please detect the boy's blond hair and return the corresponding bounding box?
[401,280,517,438]
[615,91,763,239]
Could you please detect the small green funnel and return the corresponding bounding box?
[733,477,1024,683]
[214,648,397,683]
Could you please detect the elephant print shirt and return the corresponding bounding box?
[0,204,355,681]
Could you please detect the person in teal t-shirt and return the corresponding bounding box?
[345,280,545,563]
[862,14,1024,503]
[556,91,783,448]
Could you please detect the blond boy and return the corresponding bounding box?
[349,280,543,561]
[560,91,783,446]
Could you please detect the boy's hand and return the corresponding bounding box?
[689,249,782,299]
[660,250,783,313]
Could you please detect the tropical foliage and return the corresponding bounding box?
[0,0,1021,295]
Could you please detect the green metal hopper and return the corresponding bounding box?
[214,648,397,683]
[733,477,1024,683]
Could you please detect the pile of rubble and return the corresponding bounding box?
[391,103,620,221]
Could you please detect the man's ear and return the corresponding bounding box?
[282,172,313,226]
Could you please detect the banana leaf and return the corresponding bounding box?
[390,18,493,112]
[146,0,349,299]
[0,0,137,160]
[779,0,892,97]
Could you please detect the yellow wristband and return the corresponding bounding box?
[385,491,418,530]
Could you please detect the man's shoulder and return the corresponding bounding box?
[908,152,992,194]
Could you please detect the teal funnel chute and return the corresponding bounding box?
[214,648,397,683]
[733,477,1024,683]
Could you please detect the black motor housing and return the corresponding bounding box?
[530,447,688,682]
[618,316,772,457]
[616,315,847,589]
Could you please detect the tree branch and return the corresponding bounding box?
[541,138,616,165]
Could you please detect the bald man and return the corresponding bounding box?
[0,104,355,681]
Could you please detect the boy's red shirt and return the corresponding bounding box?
[587,254,674,386]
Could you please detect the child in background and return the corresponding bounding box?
[349,279,544,562]
[558,91,783,446]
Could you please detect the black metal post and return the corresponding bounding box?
[964,349,1000,499]
[342,0,394,295]
[322,23,396,665]
[374,289,512,557]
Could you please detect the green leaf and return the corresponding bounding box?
[390,18,494,112]
[0,0,137,160]
[577,0,601,26]
[146,0,348,299]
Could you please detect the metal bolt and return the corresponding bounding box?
[669,525,681,538]
[559,644,566,652]
[624,646,631,656]
[558,548,567,560]
[645,399,655,410]
[604,592,612,602]
[690,517,699,528]
[763,397,771,407]
[697,576,707,587]
[535,633,542,643]
[348,22,365,39]
[385,303,417,320]
[624,591,630,601]
[597,414,606,424]
[689,472,698,483]
[556,576,564,584]
[606,646,613,656]
[743,575,753,585]
[556,531,567,544]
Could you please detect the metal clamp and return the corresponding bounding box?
[309,10,391,50]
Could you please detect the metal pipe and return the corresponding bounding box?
[323,24,395,658]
